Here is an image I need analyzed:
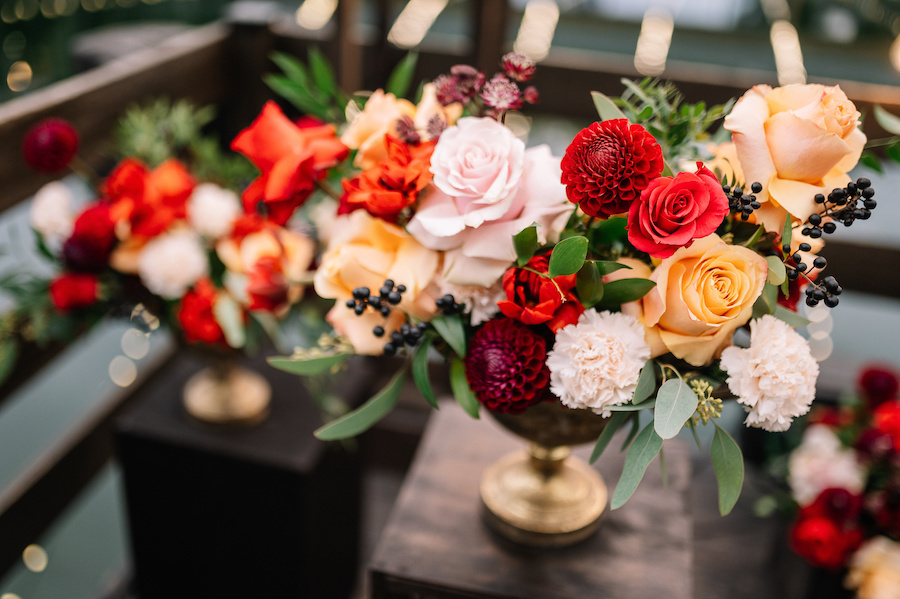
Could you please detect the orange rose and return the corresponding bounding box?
[641,234,768,366]
[722,84,866,234]
[314,210,440,354]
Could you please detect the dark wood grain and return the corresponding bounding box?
[370,405,693,599]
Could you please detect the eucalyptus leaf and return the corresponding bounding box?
[632,360,657,404]
[711,423,744,516]
[513,225,538,267]
[874,105,900,135]
[611,421,663,509]
[589,411,629,464]
[765,255,787,286]
[621,411,641,451]
[548,236,588,278]
[772,305,812,328]
[412,336,439,409]
[267,351,351,376]
[654,378,698,439]
[598,278,656,307]
[385,52,419,98]
[450,358,479,418]
[431,314,467,357]
[314,366,407,440]
[607,399,656,411]
[576,262,604,308]
[591,91,628,121]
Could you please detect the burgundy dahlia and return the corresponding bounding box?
[560,119,663,218]
[22,118,79,173]
[464,318,550,414]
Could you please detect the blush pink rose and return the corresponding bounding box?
[407,118,572,287]
[627,163,729,258]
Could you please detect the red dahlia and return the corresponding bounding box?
[464,318,550,414]
[560,119,663,218]
[22,118,79,174]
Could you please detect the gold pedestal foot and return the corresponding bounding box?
[183,365,271,427]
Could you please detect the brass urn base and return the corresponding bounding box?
[182,365,271,426]
[480,444,608,548]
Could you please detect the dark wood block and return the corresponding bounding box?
[115,350,368,599]
[369,405,693,599]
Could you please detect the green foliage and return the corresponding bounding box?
[268,351,352,376]
[412,336,439,409]
[449,358,479,418]
[597,278,656,308]
[385,52,419,99]
[430,313,467,358]
[611,420,663,509]
[632,360,657,405]
[314,366,407,440]
[548,236,588,278]
[576,262,604,308]
[513,225,538,267]
[710,423,744,515]
[265,49,348,123]
[654,378,699,439]
[589,411,629,464]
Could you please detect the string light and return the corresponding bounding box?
[387,0,448,49]
[295,0,337,31]
[513,0,559,62]
[634,7,674,77]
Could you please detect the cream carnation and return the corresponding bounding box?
[846,537,900,599]
[187,183,241,239]
[137,230,208,299]
[787,424,865,506]
[30,181,74,245]
[547,310,651,416]
[719,314,818,432]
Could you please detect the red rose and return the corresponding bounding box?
[560,119,663,218]
[245,256,289,313]
[62,204,116,271]
[22,118,79,173]
[343,136,435,219]
[177,278,226,346]
[231,101,349,225]
[102,158,148,204]
[627,163,729,258]
[497,254,583,333]
[790,515,863,570]
[103,158,195,239]
[874,399,900,451]
[49,272,99,312]
[801,488,863,524]
[859,366,900,408]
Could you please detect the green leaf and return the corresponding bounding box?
[449,358,479,418]
[654,378,698,439]
[765,255,786,286]
[548,236,588,278]
[593,260,631,276]
[430,313,466,357]
[598,278,656,307]
[781,211,793,250]
[611,420,663,509]
[772,305,812,328]
[859,152,883,173]
[270,51,311,87]
[314,366,407,440]
[576,262,604,308]
[264,76,330,118]
[710,423,744,516]
[590,216,628,246]
[308,46,339,100]
[591,91,628,122]
[632,360,657,404]
[688,420,703,449]
[267,351,351,376]
[620,412,641,450]
[213,294,246,349]
[513,225,538,267]
[659,446,668,490]
[589,411,629,464]
[874,105,900,135]
[607,399,656,411]
[637,105,653,121]
[0,338,19,387]
[412,336,439,409]
[385,52,418,98]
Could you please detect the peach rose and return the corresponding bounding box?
[722,83,866,234]
[314,210,440,354]
[342,84,461,170]
[641,234,768,366]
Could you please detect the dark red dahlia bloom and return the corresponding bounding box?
[464,318,550,414]
[859,365,900,408]
[789,515,863,570]
[22,118,79,173]
[561,119,663,218]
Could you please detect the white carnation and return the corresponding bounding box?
[720,314,819,432]
[846,537,900,599]
[547,310,650,416]
[787,424,865,506]
[438,280,504,325]
[30,181,74,245]
[187,183,241,239]
[137,230,208,299]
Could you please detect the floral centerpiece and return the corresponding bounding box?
[786,364,900,598]
[265,49,877,533]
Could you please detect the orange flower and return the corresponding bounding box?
[343,136,435,218]
[231,101,349,225]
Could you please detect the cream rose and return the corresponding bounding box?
[314,210,440,354]
[722,83,866,233]
[641,234,768,366]
[846,537,900,599]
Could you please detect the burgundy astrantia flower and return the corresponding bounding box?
[480,74,522,112]
[464,318,550,414]
[22,118,79,173]
[500,52,536,82]
[434,65,485,106]
[560,119,664,218]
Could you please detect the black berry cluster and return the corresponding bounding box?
[344,279,406,318]
[724,181,763,221]
[435,293,463,315]
[804,177,876,238]
[782,242,842,308]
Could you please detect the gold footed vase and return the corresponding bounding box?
[182,357,272,426]
[481,401,610,548]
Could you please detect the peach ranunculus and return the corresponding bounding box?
[231,101,349,225]
[314,210,440,354]
[216,214,316,315]
[722,83,866,234]
[341,84,462,169]
[641,234,768,366]
[406,117,573,287]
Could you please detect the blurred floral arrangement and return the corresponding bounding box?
[263,49,879,513]
[1,98,321,387]
[786,364,900,597]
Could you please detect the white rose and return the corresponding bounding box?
[187,183,241,239]
[30,181,74,246]
[138,230,208,299]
